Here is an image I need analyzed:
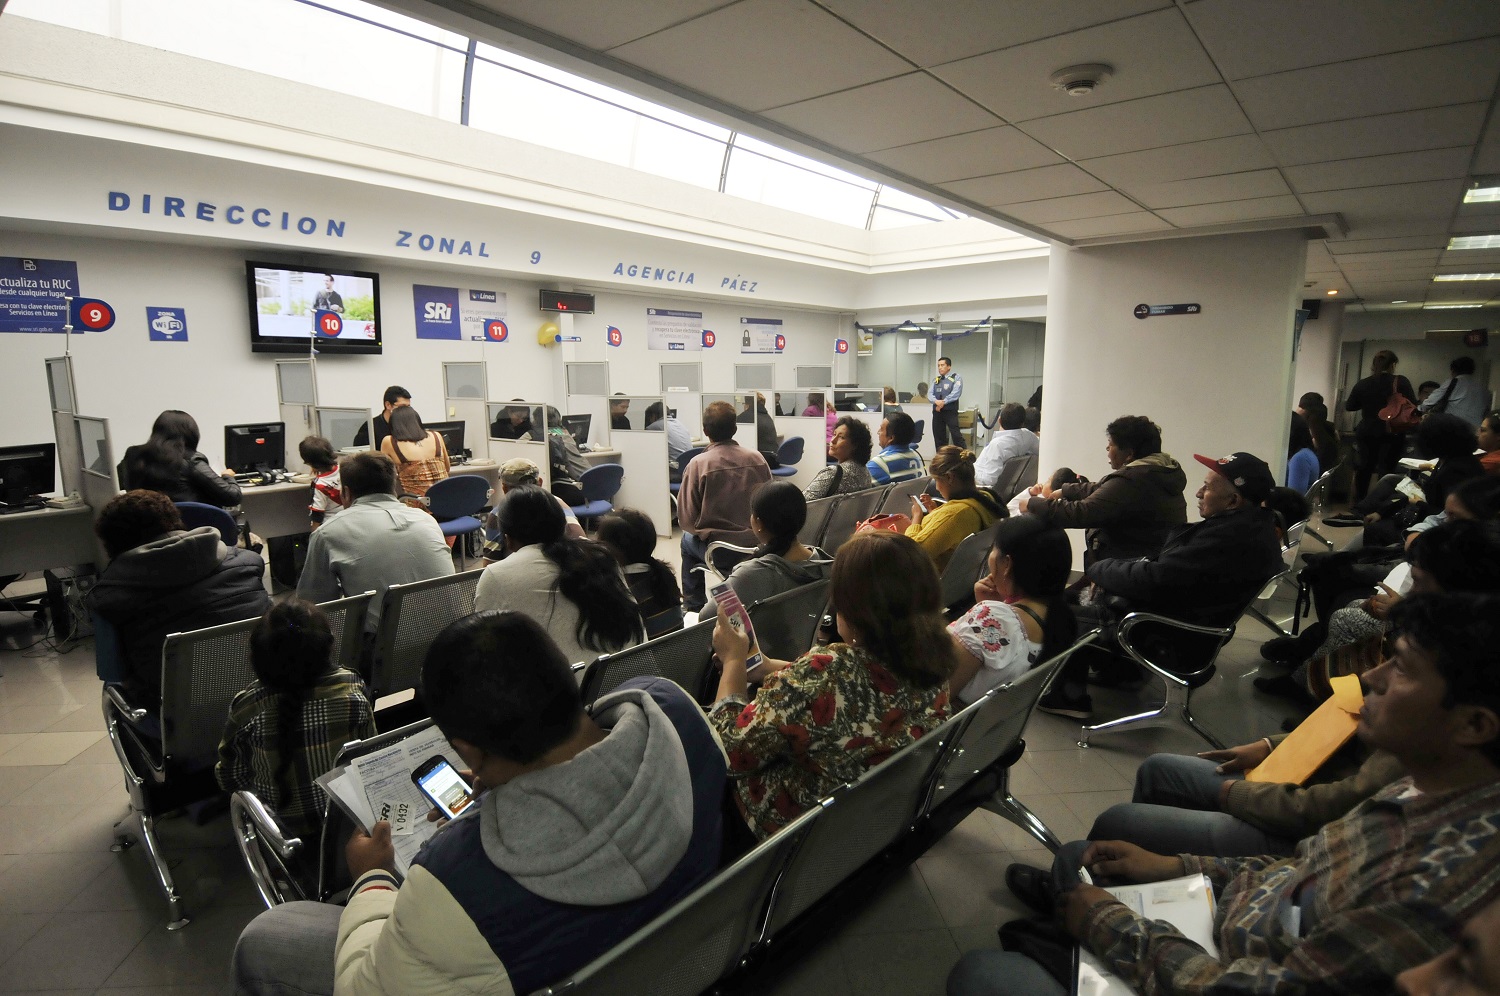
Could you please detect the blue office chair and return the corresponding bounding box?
[424,475,491,568]
[771,436,804,478]
[669,447,704,496]
[570,463,624,527]
[174,502,238,548]
[912,419,926,446]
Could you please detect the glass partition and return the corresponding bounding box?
[316,407,373,452]
[74,415,113,478]
[443,361,486,399]
[45,356,75,413]
[487,402,544,442]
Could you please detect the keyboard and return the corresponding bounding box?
[0,501,45,515]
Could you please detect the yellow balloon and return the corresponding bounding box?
[537,321,560,346]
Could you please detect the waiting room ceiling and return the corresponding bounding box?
[377,0,1500,311]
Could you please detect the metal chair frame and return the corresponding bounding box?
[745,578,831,664]
[1076,584,1288,750]
[797,493,840,548]
[939,522,1000,613]
[878,475,932,514]
[231,790,310,908]
[367,568,485,698]
[1303,461,1344,550]
[1246,522,1307,638]
[818,486,889,555]
[104,590,371,928]
[579,617,718,707]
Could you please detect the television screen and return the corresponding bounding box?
[247,261,382,354]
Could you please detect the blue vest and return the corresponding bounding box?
[415,677,725,993]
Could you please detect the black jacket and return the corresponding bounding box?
[351,413,392,451]
[119,446,242,507]
[89,527,271,705]
[1030,453,1187,566]
[1345,374,1415,432]
[1088,505,1283,629]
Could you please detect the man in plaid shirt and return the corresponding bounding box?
[950,591,1500,995]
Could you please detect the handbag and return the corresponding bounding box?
[855,512,911,534]
[1377,377,1421,433]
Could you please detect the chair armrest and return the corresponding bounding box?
[104,684,150,724]
[231,791,304,859]
[1116,612,1234,685]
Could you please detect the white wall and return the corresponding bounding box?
[1039,231,1307,540]
[1,229,848,470]
[1291,302,1342,412]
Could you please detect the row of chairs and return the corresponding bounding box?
[231,629,1101,994]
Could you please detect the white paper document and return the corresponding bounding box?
[1075,874,1218,996]
[315,725,467,876]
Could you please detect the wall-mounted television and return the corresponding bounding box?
[246,261,382,354]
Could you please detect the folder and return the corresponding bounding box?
[1245,674,1363,785]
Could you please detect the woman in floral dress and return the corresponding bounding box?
[709,531,955,840]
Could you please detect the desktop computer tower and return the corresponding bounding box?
[44,566,97,642]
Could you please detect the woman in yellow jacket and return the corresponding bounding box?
[905,446,1006,571]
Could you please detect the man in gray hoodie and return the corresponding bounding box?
[232,610,727,996]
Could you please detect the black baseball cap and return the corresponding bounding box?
[1193,452,1275,504]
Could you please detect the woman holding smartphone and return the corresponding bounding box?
[709,531,954,840]
[905,445,1006,570]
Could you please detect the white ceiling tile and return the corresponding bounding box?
[1022,84,1252,160]
[866,126,1066,182]
[1233,39,1500,132]
[1155,194,1305,227]
[607,0,912,112]
[469,0,737,50]
[1186,0,1500,80]
[1049,211,1175,238]
[819,0,1171,67]
[946,163,1110,206]
[1284,148,1474,194]
[763,73,1001,153]
[1259,103,1489,166]
[1301,179,1468,233]
[999,190,1143,224]
[1473,110,1500,174]
[1439,250,1500,266]
[1121,168,1291,209]
[931,8,1219,123]
[1077,134,1275,186]
[1330,235,1451,252]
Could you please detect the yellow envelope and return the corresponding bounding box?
[1245,674,1364,785]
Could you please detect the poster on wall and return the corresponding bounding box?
[146,306,188,342]
[740,317,785,354]
[646,308,702,351]
[413,285,508,341]
[0,257,80,333]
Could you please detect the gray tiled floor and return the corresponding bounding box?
[0,530,1306,994]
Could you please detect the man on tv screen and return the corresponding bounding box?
[313,274,344,314]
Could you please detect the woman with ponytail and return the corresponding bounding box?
[709,531,954,839]
[704,480,832,619]
[946,517,1078,704]
[474,485,644,665]
[905,445,1007,570]
[216,599,375,836]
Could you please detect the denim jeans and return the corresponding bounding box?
[1087,753,1296,857]
[232,900,341,996]
[681,532,709,611]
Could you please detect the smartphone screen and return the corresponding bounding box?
[412,756,477,818]
[710,581,764,672]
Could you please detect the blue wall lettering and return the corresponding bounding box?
[611,262,694,284]
[395,230,490,257]
[106,192,346,241]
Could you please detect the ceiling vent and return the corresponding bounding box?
[1050,63,1113,97]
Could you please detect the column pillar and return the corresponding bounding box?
[1292,301,1343,411]
[1038,229,1308,521]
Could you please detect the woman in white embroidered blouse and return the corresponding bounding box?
[947,516,1078,704]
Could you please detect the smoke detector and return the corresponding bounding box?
[1050,63,1113,97]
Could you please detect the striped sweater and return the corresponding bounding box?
[1083,774,1500,995]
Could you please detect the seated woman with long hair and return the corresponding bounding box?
[946,517,1078,705]
[120,409,242,507]
[216,599,375,838]
[380,405,450,497]
[474,485,643,666]
[709,531,954,840]
[803,416,875,500]
[705,480,832,619]
[905,445,1006,570]
[597,508,683,639]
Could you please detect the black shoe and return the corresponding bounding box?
[1321,513,1363,527]
[1254,673,1313,704]
[1258,635,1302,662]
[1005,863,1056,917]
[1037,688,1093,720]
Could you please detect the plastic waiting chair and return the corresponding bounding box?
[797,494,839,548]
[939,523,1000,615]
[367,569,485,699]
[1303,462,1344,550]
[669,447,704,496]
[746,579,831,663]
[174,501,239,547]
[878,476,932,514]
[580,618,718,707]
[818,487,888,555]
[770,437,804,478]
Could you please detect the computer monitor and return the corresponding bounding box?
[427,420,466,458]
[562,414,591,445]
[0,443,57,509]
[224,422,286,475]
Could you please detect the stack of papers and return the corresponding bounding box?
[316,725,467,876]
[1077,874,1218,996]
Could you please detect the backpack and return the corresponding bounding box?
[1377,377,1420,433]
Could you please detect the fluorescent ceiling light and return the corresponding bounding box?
[1391,299,1409,304]
[1465,186,1500,203]
[1424,303,1484,309]
[1447,234,1500,250]
[1433,273,1500,281]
